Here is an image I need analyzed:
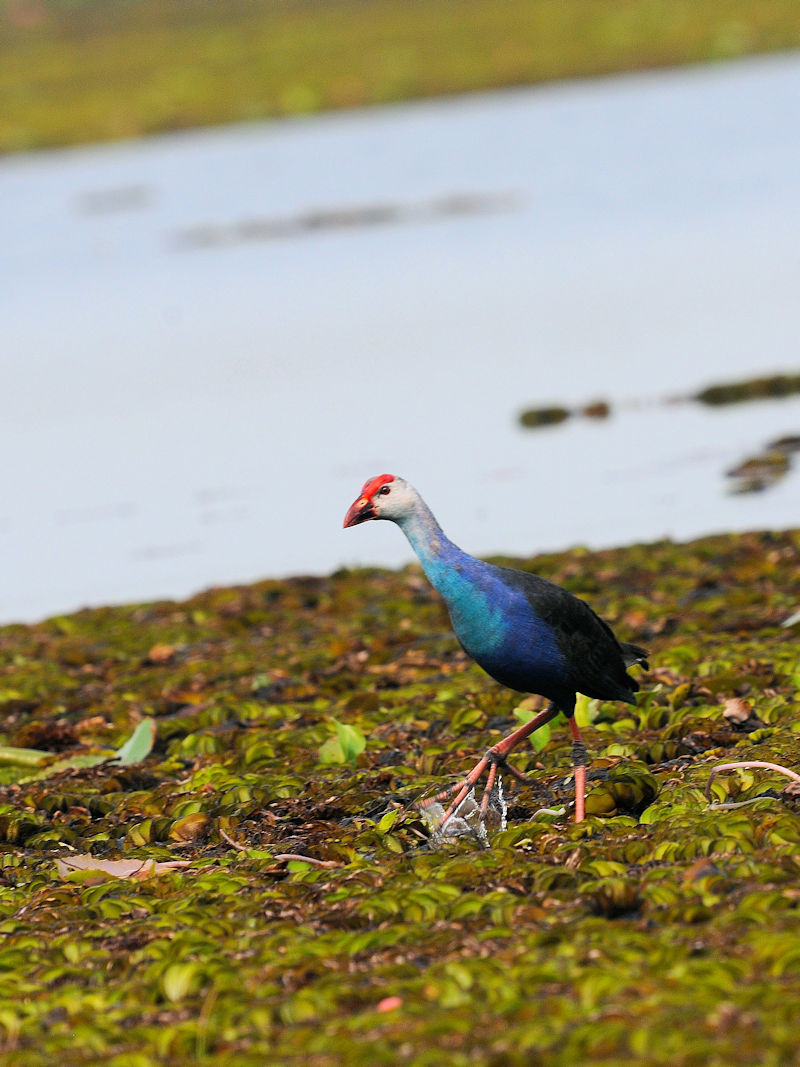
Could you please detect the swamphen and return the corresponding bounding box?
[343,474,648,828]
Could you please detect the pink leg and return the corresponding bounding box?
[420,702,562,830]
[569,716,587,823]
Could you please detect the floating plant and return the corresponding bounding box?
[0,530,798,1063]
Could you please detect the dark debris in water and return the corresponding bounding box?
[518,399,611,429]
[727,436,799,494]
[518,372,800,498]
[695,372,800,406]
[0,530,800,1063]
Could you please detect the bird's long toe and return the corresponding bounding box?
[419,746,531,834]
[419,754,489,826]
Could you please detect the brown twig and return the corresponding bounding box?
[219,828,248,851]
[219,829,340,868]
[273,853,341,868]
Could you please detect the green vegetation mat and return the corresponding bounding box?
[2,0,800,152]
[1,530,799,1063]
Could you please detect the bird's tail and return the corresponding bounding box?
[621,642,649,670]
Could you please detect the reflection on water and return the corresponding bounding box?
[726,435,800,495]
[171,190,519,250]
[2,52,800,622]
[76,184,152,215]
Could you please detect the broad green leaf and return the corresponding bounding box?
[318,735,345,765]
[319,719,366,764]
[574,694,599,727]
[377,809,399,833]
[113,718,156,765]
[0,745,53,768]
[529,721,551,753]
[335,719,366,761]
[513,705,537,725]
[13,719,157,784]
[512,706,553,751]
[161,962,200,1003]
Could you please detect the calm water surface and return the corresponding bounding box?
[2,53,800,622]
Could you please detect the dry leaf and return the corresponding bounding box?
[147,643,176,664]
[723,698,752,724]
[55,855,191,883]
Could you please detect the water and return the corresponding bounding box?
[2,52,800,623]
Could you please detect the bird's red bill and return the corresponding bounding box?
[343,496,375,527]
[343,474,394,527]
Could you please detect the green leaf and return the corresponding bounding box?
[11,719,157,785]
[318,736,345,765]
[319,719,366,764]
[512,705,555,752]
[161,962,200,1003]
[638,804,662,825]
[529,721,551,753]
[335,719,366,761]
[0,745,53,768]
[574,694,599,727]
[113,719,156,765]
[377,809,399,833]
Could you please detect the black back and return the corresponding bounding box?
[500,567,647,705]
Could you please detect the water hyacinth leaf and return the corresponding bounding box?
[574,694,599,727]
[377,809,400,833]
[638,803,665,825]
[584,788,617,817]
[0,745,54,767]
[19,750,108,783]
[529,722,551,752]
[169,813,209,843]
[113,719,157,765]
[285,858,318,872]
[161,962,200,1004]
[603,742,638,757]
[318,719,366,764]
[335,719,366,761]
[318,736,344,765]
[0,521,799,1061]
[11,719,157,784]
[127,819,155,847]
[513,705,551,751]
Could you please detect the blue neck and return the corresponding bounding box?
[395,501,470,592]
[395,502,507,657]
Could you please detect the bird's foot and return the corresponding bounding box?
[419,781,506,848]
[419,746,530,836]
[419,704,563,838]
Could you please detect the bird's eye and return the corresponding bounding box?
[378,485,391,496]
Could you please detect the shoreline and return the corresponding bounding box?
[3,1,800,153]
